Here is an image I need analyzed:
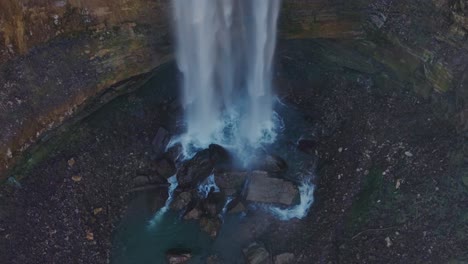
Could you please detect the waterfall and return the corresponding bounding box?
[172,0,281,156]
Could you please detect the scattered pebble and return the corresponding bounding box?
[86,230,94,241]
[93,208,103,215]
[72,175,82,182]
[395,179,401,189]
[68,158,76,167]
[385,237,392,247]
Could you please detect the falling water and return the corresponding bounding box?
[147,175,178,228]
[172,0,281,155]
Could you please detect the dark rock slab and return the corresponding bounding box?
[245,171,298,205]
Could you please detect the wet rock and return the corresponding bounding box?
[243,242,271,264]
[152,127,171,158]
[199,216,221,238]
[154,158,176,179]
[252,154,288,173]
[166,249,192,264]
[214,171,248,195]
[209,144,231,168]
[177,149,213,188]
[274,253,295,264]
[245,171,298,205]
[171,192,192,211]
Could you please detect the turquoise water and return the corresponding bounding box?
[112,192,250,264]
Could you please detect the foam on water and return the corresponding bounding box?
[265,176,315,221]
[147,175,178,228]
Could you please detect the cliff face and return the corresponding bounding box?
[0,0,171,179]
[1,0,467,179]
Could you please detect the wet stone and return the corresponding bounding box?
[245,171,298,205]
[243,242,272,264]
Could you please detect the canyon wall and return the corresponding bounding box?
[1,0,467,180]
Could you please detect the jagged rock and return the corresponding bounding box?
[274,253,295,264]
[245,171,298,205]
[166,249,192,264]
[214,171,248,195]
[152,127,171,158]
[171,192,192,211]
[243,242,271,264]
[199,216,221,238]
[177,149,213,188]
[154,158,176,179]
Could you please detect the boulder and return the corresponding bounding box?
[243,242,271,264]
[152,127,171,158]
[166,249,192,264]
[177,149,213,188]
[154,158,176,179]
[245,171,298,205]
[171,192,192,211]
[214,171,248,195]
[199,216,221,238]
[274,253,295,264]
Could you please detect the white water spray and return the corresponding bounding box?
[148,175,178,228]
[172,0,281,155]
